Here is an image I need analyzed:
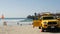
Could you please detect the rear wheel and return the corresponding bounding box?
[39,27,41,29]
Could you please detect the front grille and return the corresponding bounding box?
[48,22,57,25]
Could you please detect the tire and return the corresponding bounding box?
[42,28,46,32]
[39,27,41,29]
[57,28,60,32]
[42,29,44,32]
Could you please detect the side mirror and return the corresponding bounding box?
[40,19,42,21]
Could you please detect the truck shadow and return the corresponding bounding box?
[49,31,60,33]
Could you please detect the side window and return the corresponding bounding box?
[40,17,42,20]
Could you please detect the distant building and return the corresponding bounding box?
[27,12,60,20]
[55,13,60,18]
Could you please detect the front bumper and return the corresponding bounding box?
[44,26,60,32]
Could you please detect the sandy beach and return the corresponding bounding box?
[0,25,60,34]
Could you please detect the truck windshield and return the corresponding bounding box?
[43,17,55,20]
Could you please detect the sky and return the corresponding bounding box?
[0,0,60,18]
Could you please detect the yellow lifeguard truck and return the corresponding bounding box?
[32,13,60,32]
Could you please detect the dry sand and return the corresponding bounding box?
[0,25,60,34]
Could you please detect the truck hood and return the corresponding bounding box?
[42,19,58,22]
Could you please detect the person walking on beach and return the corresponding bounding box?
[2,14,7,26]
[17,22,19,25]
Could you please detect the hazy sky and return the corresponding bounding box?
[0,0,60,18]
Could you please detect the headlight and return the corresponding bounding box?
[44,22,47,25]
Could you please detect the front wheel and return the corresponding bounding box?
[42,28,47,32]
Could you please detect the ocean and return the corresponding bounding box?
[0,18,33,26]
